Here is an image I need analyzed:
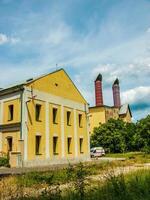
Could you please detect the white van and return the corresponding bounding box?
[90,147,105,158]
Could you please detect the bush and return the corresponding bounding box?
[0,157,9,167]
[91,115,150,153]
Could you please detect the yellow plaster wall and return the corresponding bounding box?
[64,107,75,158]
[27,69,86,104]
[2,131,20,153]
[105,107,119,122]
[27,99,46,160]
[49,103,61,159]
[89,107,106,134]
[3,98,20,124]
[77,110,88,156]
[24,69,89,162]
[121,110,132,123]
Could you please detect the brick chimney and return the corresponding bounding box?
[95,74,103,106]
[112,78,121,108]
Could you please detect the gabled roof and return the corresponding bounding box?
[0,68,64,93]
[119,103,132,117]
[0,68,87,103]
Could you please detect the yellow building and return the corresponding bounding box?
[89,74,132,134]
[0,69,90,167]
[89,104,132,133]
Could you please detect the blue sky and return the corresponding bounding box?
[0,0,150,121]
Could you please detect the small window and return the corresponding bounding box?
[79,114,83,127]
[79,138,84,153]
[35,136,41,155]
[67,137,72,154]
[7,137,13,152]
[67,111,71,126]
[8,105,14,121]
[53,108,58,124]
[53,136,58,154]
[35,104,42,121]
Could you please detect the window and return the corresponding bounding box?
[67,111,71,126]
[79,138,84,153]
[7,137,13,152]
[35,104,42,121]
[67,137,72,154]
[79,114,83,127]
[53,136,58,154]
[53,108,58,124]
[8,105,14,121]
[35,136,41,155]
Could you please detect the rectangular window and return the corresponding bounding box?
[35,136,41,155]
[79,138,84,153]
[7,137,13,152]
[79,114,83,127]
[67,137,72,154]
[67,111,71,126]
[35,104,42,121]
[53,136,58,154]
[53,108,58,124]
[8,105,14,121]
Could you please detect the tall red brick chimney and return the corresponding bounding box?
[95,74,103,106]
[112,78,121,108]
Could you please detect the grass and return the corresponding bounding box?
[107,152,150,163]
[15,168,150,200]
[0,152,149,199]
[16,161,112,186]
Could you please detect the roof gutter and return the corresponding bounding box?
[0,84,24,97]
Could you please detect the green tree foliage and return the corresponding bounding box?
[135,115,150,153]
[91,115,150,153]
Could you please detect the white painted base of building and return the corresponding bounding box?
[23,155,91,168]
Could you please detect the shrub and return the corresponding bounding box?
[0,157,9,167]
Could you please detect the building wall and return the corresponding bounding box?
[120,110,132,123]
[27,99,46,161]
[77,110,88,155]
[64,106,75,158]
[89,107,106,134]
[24,91,89,166]
[89,106,132,134]
[0,70,90,167]
[105,107,119,122]
[26,70,86,104]
[3,98,20,124]
[0,96,21,155]
[23,70,89,166]
[2,131,20,153]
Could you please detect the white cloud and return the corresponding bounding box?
[0,33,20,45]
[121,86,150,104]
[147,27,150,33]
[0,33,8,44]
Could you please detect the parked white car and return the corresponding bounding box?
[90,147,105,158]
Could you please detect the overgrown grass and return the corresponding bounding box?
[15,168,150,200]
[0,154,150,199]
[16,160,124,187]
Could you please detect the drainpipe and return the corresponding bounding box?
[20,87,24,140]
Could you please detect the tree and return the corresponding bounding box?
[90,118,139,153]
[91,119,127,153]
[135,115,150,153]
